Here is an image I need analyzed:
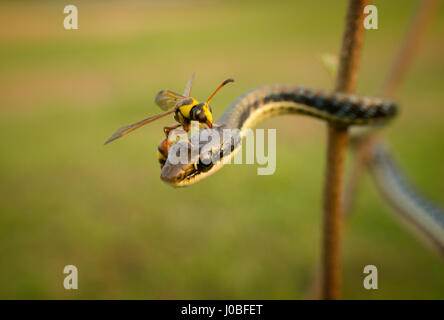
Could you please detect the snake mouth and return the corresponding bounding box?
[160,162,199,187]
[160,153,217,187]
[161,159,224,187]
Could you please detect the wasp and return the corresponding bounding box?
[104,74,234,167]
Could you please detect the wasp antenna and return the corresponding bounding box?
[206,78,234,105]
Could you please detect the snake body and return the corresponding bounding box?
[370,144,444,253]
[216,84,397,129]
[161,84,444,253]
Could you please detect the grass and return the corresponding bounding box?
[0,0,443,299]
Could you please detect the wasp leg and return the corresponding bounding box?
[198,122,221,129]
[165,125,194,147]
[163,124,181,138]
[177,136,194,147]
[172,130,194,147]
[182,122,191,132]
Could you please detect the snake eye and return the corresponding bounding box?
[197,157,214,172]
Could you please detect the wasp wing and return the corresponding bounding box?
[183,72,195,97]
[155,90,187,111]
[104,110,175,145]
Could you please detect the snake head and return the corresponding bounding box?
[160,126,240,187]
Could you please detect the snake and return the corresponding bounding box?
[160,83,444,254]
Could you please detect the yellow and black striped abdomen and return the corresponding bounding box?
[157,139,172,168]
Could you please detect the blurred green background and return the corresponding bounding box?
[0,0,443,299]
